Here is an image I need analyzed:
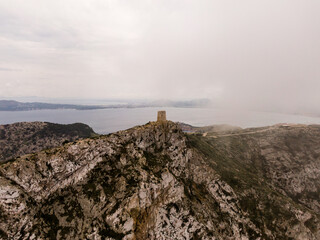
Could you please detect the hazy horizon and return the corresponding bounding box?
[1,1,320,115]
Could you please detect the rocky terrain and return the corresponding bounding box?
[0,122,96,162]
[0,121,319,239]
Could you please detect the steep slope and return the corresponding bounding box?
[188,124,320,213]
[0,122,319,239]
[0,122,96,162]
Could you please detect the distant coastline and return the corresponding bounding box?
[0,100,107,111]
[0,99,211,111]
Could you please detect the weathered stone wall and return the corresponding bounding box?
[157,111,166,122]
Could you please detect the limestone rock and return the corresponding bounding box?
[0,121,319,239]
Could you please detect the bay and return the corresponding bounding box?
[0,107,320,134]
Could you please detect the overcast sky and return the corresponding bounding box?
[0,0,320,112]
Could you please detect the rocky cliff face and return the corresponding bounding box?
[0,122,319,239]
[0,122,96,162]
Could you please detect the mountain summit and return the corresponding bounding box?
[0,121,319,239]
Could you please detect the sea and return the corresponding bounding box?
[1,107,320,134]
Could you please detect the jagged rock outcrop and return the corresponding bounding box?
[0,122,96,162]
[0,122,319,239]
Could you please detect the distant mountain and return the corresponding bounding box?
[0,99,212,111]
[0,100,106,111]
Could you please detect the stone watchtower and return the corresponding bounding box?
[157,111,167,122]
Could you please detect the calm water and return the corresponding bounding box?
[1,107,320,134]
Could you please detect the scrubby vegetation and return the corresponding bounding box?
[1,122,319,239]
[187,131,320,237]
[0,122,96,162]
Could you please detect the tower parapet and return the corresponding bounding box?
[157,111,167,122]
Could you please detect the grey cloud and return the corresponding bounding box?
[0,0,320,115]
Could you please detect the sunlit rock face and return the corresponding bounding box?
[0,121,319,239]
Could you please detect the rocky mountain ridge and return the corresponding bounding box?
[0,122,96,162]
[0,121,319,239]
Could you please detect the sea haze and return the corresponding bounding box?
[1,107,320,134]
